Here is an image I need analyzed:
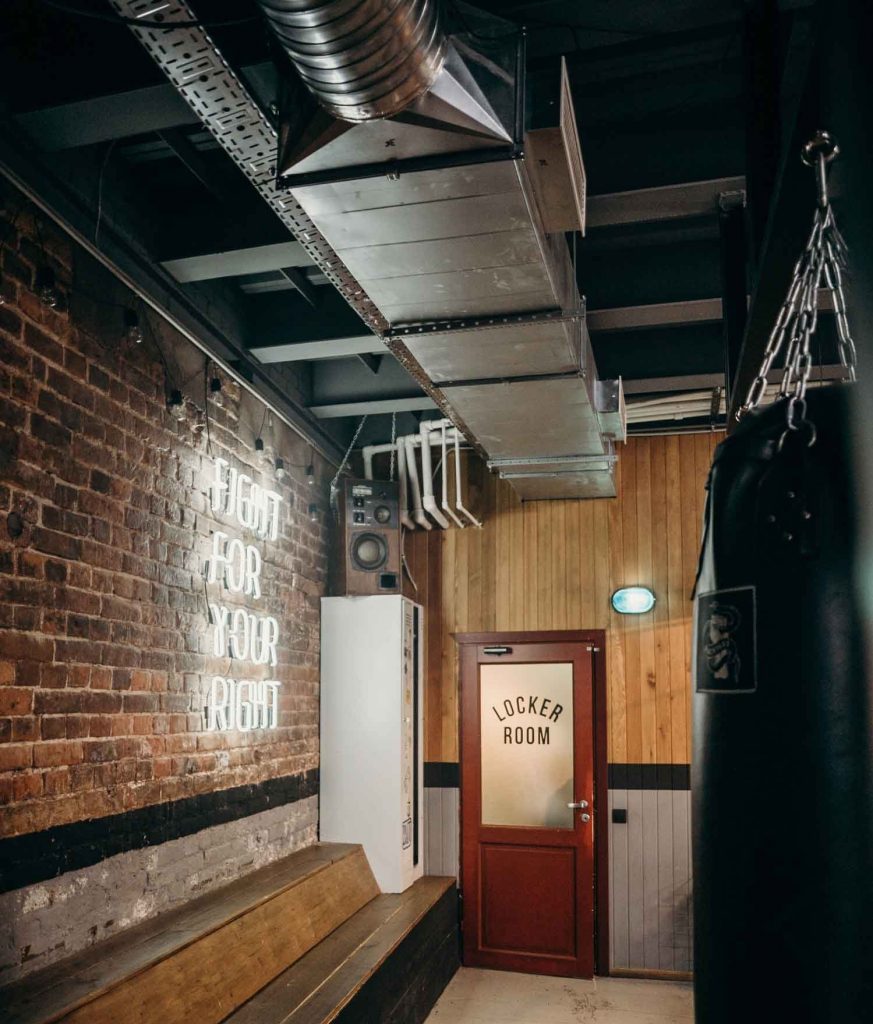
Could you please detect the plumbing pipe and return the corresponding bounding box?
[419,421,452,529]
[454,429,482,527]
[362,441,396,480]
[403,435,432,530]
[396,440,416,531]
[440,422,466,529]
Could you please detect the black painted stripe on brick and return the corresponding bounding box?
[424,762,459,788]
[0,768,318,895]
[608,763,691,790]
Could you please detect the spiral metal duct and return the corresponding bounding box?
[257,0,446,121]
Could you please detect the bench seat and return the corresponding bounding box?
[0,842,458,1024]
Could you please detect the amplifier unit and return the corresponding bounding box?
[332,477,401,596]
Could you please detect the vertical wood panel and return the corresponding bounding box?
[414,433,718,765]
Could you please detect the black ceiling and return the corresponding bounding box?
[0,0,820,440]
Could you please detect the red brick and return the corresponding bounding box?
[0,687,33,715]
[33,740,83,768]
[0,743,33,770]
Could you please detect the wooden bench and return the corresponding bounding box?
[0,843,458,1024]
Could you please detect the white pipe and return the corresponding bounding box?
[362,441,395,479]
[396,440,416,530]
[404,435,432,530]
[419,421,451,529]
[454,429,482,527]
[441,422,466,529]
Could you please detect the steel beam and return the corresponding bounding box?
[587,298,723,332]
[586,177,746,229]
[250,335,384,364]
[623,364,845,395]
[162,241,314,283]
[309,396,437,419]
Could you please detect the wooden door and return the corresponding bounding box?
[458,631,602,978]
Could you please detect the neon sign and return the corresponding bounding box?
[205,457,283,731]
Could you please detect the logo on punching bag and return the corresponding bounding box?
[696,586,757,693]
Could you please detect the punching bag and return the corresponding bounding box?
[692,139,873,1023]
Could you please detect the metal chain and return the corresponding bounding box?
[389,412,397,482]
[738,131,856,430]
[329,415,369,514]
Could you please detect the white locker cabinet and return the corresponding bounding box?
[320,595,424,893]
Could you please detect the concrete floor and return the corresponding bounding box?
[426,968,694,1023]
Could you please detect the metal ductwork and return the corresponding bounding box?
[263,1,625,500]
[115,0,625,501]
[257,0,446,122]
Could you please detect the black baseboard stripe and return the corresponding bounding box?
[0,768,319,895]
[423,762,690,791]
[423,762,459,788]
[608,763,691,790]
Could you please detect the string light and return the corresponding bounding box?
[35,266,59,308]
[209,376,223,406]
[123,307,143,343]
[306,463,315,486]
[308,503,319,522]
[167,388,186,421]
[275,457,288,481]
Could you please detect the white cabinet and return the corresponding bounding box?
[320,595,424,893]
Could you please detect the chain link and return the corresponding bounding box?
[329,415,369,515]
[738,131,856,429]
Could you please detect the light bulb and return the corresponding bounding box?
[209,376,223,406]
[35,266,59,309]
[308,503,319,522]
[275,457,288,481]
[123,308,143,343]
[167,389,187,421]
[305,463,315,486]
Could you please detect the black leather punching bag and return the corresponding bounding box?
[693,387,873,1022]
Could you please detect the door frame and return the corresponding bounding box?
[455,629,610,975]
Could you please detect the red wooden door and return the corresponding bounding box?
[459,633,599,978]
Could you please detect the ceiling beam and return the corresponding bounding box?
[588,297,723,331]
[587,176,746,229]
[14,62,274,151]
[15,84,199,150]
[162,241,314,283]
[309,396,437,419]
[250,334,384,364]
[623,364,847,395]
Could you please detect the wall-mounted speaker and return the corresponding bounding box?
[332,478,401,596]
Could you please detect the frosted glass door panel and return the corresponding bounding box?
[480,662,574,828]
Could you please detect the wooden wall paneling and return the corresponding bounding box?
[509,485,526,630]
[425,532,443,764]
[649,439,673,766]
[439,526,457,763]
[620,444,643,764]
[664,435,688,768]
[417,433,720,766]
[566,501,582,630]
[635,439,658,766]
[606,453,627,764]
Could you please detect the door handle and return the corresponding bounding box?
[567,799,589,810]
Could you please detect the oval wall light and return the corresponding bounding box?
[611,586,656,614]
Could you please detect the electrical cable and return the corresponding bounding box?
[34,0,260,31]
[94,139,118,251]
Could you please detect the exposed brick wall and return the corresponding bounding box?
[0,193,329,843]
